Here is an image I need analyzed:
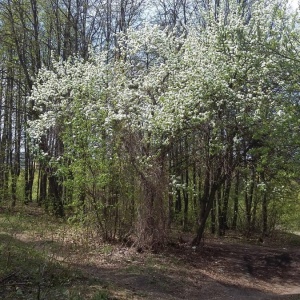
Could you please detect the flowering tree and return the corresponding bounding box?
[28,0,300,247]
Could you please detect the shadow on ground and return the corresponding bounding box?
[72,234,300,300]
[75,258,299,300]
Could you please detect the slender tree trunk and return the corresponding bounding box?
[245,168,255,235]
[211,193,216,234]
[232,170,240,230]
[251,189,259,231]
[262,172,268,236]
[183,186,189,230]
[11,83,22,207]
[183,137,189,231]
[168,149,174,228]
[218,177,231,236]
[262,191,268,236]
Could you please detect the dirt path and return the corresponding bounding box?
[65,235,300,299]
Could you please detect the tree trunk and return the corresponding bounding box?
[211,193,216,234]
[192,162,225,246]
[245,168,255,235]
[48,173,64,217]
[218,177,231,236]
[232,171,240,230]
[192,181,219,246]
[262,191,268,236]
[136,156,168,250]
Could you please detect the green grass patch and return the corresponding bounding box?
[0,207,114,300]
[0,232,78,299]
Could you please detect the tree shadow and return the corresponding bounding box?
[0,233,91,300]
[73,258,284,300]
[164,236,300,297]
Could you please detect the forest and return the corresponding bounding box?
[1,0,300,252]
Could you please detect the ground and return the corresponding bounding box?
[0,205,300,299]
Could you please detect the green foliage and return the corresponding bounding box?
[279,190,300,230]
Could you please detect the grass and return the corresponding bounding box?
[0,205,114,300]
[0,232,78,299]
